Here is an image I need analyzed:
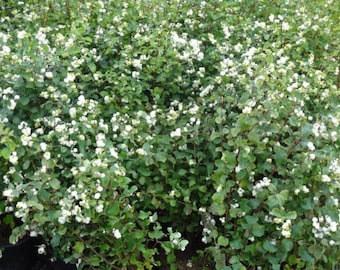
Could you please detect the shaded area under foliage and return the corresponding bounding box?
[0,236,76,270]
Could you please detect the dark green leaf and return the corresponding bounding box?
[20,97,30,106]
[245,215,258,225]
[230,238,243,250]
[282,239,293,252]
[308,245,324,260]
[108,203,119,216]
[298,247,315,264]
[301,198,313,210]
[138,167,152,176]
[252,223,265,237]
[263,240,278,253]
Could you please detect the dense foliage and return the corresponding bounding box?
[0,0,339,269]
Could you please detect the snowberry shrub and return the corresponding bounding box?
[0,0,339,269]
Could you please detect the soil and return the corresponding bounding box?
[0,214,74,269]
[0,235,76,270]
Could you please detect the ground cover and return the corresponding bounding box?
[0,0,339,269]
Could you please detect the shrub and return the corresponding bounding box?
[0,0,339,269]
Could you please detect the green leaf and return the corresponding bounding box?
[271,208,285,218]
[7,141,16,151]
[298,247,315,264]
[267,190,289,208]
[88,63,96,73]
[210,247,226,268]
[124,185,138,196]
[38,189,50,201]
[269,256,281,270]
[212,191,225,204]
[285,211,297,220]
[50,234,61,247]
[20,96,30,106]
[108,203,119,216]
[50,179,60,189]
[268,183,277,193]
[169,199,177,207]
[252,223,265,237]
[209,203,226,216]
[236,169,248,181]
[277,190,289,205]
[138,211,150,220]
[87,256,101,266]
[221,151,236,169]
[138,167,152,176]
[167,252,176,264]
[247,131,261,144]
[288,255,298,266]
[178,169,187,176]
[225,180,236,193]
[231,262,246,270]
[42,159,55,169]
[273,145,288,166]
[266,195,277,208]
[248,199,260,209]
[282,239,293,252]
[179,239,189,251]
[22,159,30,170]
[230,127,240,138]
[301,198,313,210]
[28,201,44,211]
[229,256,240,264]
[301,124,312,137]
[255,76,264,88]
[263,240,278,253]
[245,215,258,225]
[57,226,67,236]
[291,221,304,238]
[308,244,324,260]
[217,236,229,247]
[215,116,223,124]
[161,242,172,254]
[148,230,164,240]
[9,227,26,245]
[132,230,144,239]
[230,238,243,250]
[1,148,11,159]
[3,214,14,226]
[74,241,85,254]
[210,131,221,141]
[155,151,167,163]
